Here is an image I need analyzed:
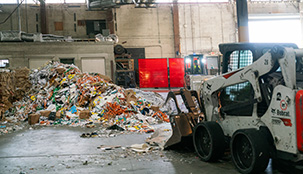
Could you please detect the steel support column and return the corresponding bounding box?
[172,1,181,57]
[236,0,249,42]
[107,9,115,34]
[39,0,47,34]
[17,0,21,31]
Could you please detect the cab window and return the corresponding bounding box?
[219,81,254,116]
[228,50,253,71]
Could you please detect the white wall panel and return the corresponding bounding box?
[81,57,106,75]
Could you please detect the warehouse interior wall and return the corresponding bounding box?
[0,42,115,79]
[178,3,237,56]
[115,5,175,58]
[0,4,40,33]
[46,4,107,37]
[0,4,107,38]
[178,1,302,57]
[0,1,302,58]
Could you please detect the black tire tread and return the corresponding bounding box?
[231,129,270,174]
[193,121,226,162]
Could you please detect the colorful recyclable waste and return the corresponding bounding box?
[1,61,169,134]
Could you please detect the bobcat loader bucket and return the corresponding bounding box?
[164,88,204,149]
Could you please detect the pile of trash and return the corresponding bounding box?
[0,68,31,120]
[1,61,168,134]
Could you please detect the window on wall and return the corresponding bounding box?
[249,15,302,48]
[86,20,107,37]
[0,59,9,68]
[60,58,74,65]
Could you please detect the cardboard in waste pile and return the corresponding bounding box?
[0,109,3,120]
[150,106,160,112]
[0,104,8,120]
[79,110,91,119]
[56,111,61,119]
[2,98,13,110]
[0,71,15,120]
[14,67,31,100]
[55,67,66,74]
[28,113,40,125]
[126,94,137,104]
[2,62,168,133]
[99,86,108,93]
[97,74,112,83]
[124,89,137,104]
[14,67,30,77]
[124,89,134,96]
[40,110,51,117]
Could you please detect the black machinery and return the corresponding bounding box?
[114,44,136,88]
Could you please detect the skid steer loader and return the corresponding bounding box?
[164,43,303,174]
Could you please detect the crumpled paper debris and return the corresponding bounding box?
[1,61,169,134]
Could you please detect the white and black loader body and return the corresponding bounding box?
[164,43,303,174]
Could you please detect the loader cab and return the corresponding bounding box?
[184,54,206,75]
[219,43,298,74]
[184,54,206,90]
[184,54,219,75]
[218,43,298,117]
[184,54,219,90]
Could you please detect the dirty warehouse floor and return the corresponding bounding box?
[0,122,286,174]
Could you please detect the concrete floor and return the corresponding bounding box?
[0,124,285,174]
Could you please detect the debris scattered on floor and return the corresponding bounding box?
[80,132,99,138]
[119,168,127,172]
[0,61,169,135]
[145,128,172,150]
[130,143,152,153]
[107,124,125,131]
[97,145,122,151]
[82,161,88,165]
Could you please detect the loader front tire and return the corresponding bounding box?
[193,122,226,162]
[231,129,270,174]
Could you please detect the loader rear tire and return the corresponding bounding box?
[193,122,226,162]
[231,129,270,174]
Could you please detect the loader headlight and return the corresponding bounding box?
[201,58,206,64]
[185,58,191,64]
